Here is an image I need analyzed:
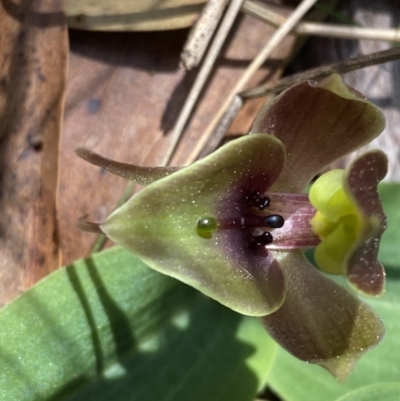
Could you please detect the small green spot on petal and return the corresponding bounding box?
[197,216,217,239]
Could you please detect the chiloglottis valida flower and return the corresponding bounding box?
[77,74,388,380]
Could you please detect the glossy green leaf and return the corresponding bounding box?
[0,246,276,401]
[334,383,400,401]
[266,183,400,401]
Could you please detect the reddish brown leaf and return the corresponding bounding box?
[0,0,67,305]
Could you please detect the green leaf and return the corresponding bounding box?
[0,246,276,401]
[378,183,400,268]
[266,183,400,401]
[334,383,400,401]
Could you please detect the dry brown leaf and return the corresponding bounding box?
[60,11,296,265]
[66,0,206,31]
[0,0,68,306]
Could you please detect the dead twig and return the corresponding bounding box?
[180,0,229,70]
[184,0,319,165]
[241,46,400,98]
[243,0,400,42]
[164,0,245,166]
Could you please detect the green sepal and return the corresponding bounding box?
[102,134,287,316]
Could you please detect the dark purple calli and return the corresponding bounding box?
[77,74,387,379]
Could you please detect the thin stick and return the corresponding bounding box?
[242,1,285,25]
[198,95,243,158]
[241,46,400,98]
[181,0,229,70]
[243,0,400,42]
[164,0,245,166]
[297,23,400,42]
[185,0,319,165]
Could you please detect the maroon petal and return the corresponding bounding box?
[251,74,385,192]
[262,250,384,379]
[345,151,388,296]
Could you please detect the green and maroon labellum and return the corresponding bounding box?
[101,134,290,316]
[99,133,322,316]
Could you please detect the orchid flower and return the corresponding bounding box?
[77,74,387,380]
